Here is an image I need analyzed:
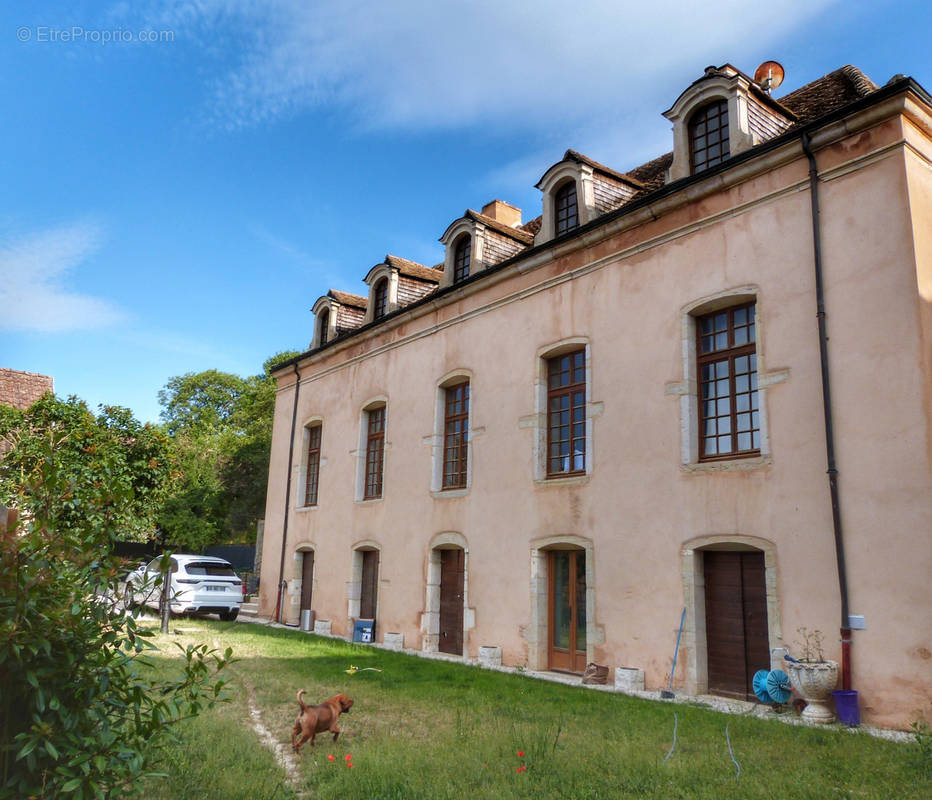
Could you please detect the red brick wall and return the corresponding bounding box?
[0,368,54,410]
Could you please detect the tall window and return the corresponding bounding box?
[304,425,322,506]
[555,181,579,236]
[547,350,586,475]
[373,279,388,320]
[453,237,471,283]
[318,308,330,346]
[442,382,469,489]
[690,99,730,173]
[697,303,758,460]
[364,406,386,499]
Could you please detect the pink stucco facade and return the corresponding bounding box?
[259,67,932,729]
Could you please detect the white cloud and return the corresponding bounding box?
[134,0,836,132]
[0,221,126,333]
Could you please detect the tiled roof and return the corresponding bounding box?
[778,65,878,123]
[0,368,54,410]
[328,290,367,309]
[519,216,542,236]
[564,149,645,189]
[385,255,444,283]
[466,210,535,243]
[626,152,674,194]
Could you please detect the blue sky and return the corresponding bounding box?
[2,0,929,424]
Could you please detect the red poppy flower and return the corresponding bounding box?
[516,765,527,773]
[347,763,354,769]
[517,750,525,757]
[345,754,352,761]
[327,755,335,762]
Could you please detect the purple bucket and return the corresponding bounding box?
[833,690,860,727]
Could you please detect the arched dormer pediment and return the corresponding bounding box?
[439,203,532,288]
[535,150,642,244]
[363,255,442,323]
[664,64,795,182]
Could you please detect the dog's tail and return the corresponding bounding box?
[296,689,308,711]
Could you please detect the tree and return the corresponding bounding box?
[0,395,230,798]
[156,351,299,550]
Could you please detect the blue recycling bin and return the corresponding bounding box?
[353,618,375,643]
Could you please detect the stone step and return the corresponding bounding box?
[239,602,259,616]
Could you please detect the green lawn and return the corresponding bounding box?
[140,619,929,800]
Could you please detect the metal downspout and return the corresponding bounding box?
[274,364,302,624]
[801,130,853,690]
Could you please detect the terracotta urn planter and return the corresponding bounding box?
[786,660,839,723]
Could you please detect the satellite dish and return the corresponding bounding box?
[754,61,785,93]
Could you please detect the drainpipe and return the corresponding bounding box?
[274,364,302,624]
[801,130,852,691]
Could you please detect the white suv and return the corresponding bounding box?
[124,554,242,621]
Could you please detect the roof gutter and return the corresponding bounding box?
[273,363,301,624]
[800,129,853,691]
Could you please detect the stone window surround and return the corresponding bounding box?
[527,337,602,486]
[347,540,381,633]
[352,397,389,503]
[310,297,339,349]
[363,265,400,323]
[296,415,325,510]
[536,163,596,244]
[664,74,757,182]
[420,531,476,656]
[666,286,789,472]
[524,534,604,672]
[679,534,784,696]
[425,370,484,497]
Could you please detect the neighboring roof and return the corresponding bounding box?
[328,290,368,309]
[778,65,878,123]
[0,368,54,410]
[625,152,674,194]
[519,216,542,236]
[385,255,444,283]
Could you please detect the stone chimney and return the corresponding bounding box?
[480,199,522,228]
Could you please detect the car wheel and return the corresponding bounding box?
[219,609,239,622]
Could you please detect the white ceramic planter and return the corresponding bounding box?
[786,660,839,723]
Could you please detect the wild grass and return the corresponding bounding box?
[139,619,929,799]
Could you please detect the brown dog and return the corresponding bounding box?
[291,690,354,754]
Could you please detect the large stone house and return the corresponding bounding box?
[258,63,932,728]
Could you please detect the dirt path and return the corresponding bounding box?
[243,680,310,798]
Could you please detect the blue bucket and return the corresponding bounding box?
[832,690,860,727]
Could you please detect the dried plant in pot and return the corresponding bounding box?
[786,628,839,724]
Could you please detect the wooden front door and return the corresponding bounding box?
[438,548,465,655]
[300,551,314,612]
[359,550,379,620]
[704,550,770,700]
[548,550,587,672]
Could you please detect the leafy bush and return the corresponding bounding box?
[0,395,231,798]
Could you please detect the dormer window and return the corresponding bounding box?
[690,100,730,173]
[373,278,388,320]
[453,236,471,283]
[318,308,330,346]
[554,181,579,236]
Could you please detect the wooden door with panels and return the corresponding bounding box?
[299,551,314,613]
[548,549,587,673]
[359,549,379,620]
[438,548,465,655]
[703,549,770,700]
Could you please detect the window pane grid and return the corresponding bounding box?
[304,425,321,506]
[442,383,469,489]
[690,100,730,173]
[547,350,586,476]
[319,309,329,346]
[373,279,388,320]
[555,182,579,236]
[697,303,758,460]
[364,407,385,499]
[453,238,471,283]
